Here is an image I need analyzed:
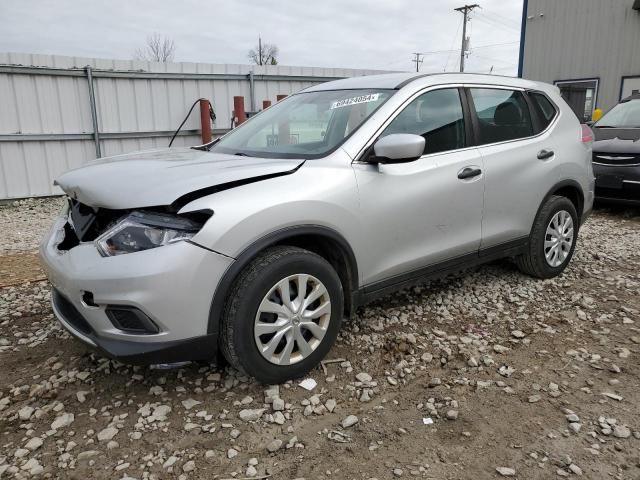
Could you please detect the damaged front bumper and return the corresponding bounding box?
[39,208,234,364]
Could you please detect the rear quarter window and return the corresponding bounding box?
[529,92,558,132]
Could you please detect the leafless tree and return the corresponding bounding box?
[248,37,278,65]
[133,33,176,62]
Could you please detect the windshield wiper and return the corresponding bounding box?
[233,152,253,157]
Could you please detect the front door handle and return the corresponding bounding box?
[537,149,554,160]
[457,167,482,180]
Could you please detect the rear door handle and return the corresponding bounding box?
[457,167,482,180]
[537,149,554,160]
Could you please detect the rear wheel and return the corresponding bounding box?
[220,246,343,384]
[516,195,579,279]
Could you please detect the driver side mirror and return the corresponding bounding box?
[371,134,425,164]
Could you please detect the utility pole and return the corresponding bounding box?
[411,52,424,72]
[258,36,263,66]
[454,4,479,72]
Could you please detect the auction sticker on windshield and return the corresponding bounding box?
[331,93,380,109]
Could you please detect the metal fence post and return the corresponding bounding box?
[248,71,256,112]
[233,96,247,126]
[84,65,102,158]
[199,98,212,144]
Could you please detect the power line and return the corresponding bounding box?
[470,52,518,66]
[444,16,464,71]
[479,8,521,28]
[454,4,480,72]
[418,41,519,57]
[473,12,520,32]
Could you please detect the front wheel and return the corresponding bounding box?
[516,195,579,279]
[220,246,343,384]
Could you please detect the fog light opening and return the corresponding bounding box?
[81,291,98,307]
[106,307,160,334]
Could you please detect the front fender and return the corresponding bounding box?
[179,162,364,272]
[178,161,364,336]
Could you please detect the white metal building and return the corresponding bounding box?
[519,0,640,121]
[0,53,388,200]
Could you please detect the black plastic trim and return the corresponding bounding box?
[91,334,218,365]
[206,225,359,334]
[594,195,640,207]
[458,87,475,148]
[523,91,543,134]
[463,87,481,146]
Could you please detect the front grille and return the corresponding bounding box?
[52,289,93,335]
[67,198,125,242]
[593,153,640,166]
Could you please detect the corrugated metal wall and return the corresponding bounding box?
[0,53,389,200]
[522,0,640,111]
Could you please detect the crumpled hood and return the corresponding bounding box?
[592,135,640,155]
[55,147,304,210]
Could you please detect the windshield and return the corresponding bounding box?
[210,89,394,159]
[596,99,640,128]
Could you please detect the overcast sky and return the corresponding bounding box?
[0,0,523,74]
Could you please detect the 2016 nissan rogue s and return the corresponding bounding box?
[40,73,595,383]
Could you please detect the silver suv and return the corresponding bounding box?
[40,73,595,383]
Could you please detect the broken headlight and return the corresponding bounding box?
[95,211,201,257]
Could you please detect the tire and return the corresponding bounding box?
[516,195,579,279]
[220,246,343,384]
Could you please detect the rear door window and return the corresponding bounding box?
[469,88,534,144]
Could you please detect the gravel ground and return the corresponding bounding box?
[0,199,65,254]
[1,198,640,479]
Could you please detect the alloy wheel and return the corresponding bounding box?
[254,274,331,365]
[544,210,574,267]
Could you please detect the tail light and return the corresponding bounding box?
[581,124,594,144]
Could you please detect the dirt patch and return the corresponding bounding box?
[0,252,45,287]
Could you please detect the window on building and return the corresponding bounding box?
[469,88,534,144]
[381,88,466,155]
[554,79,598,122]
[529,92,558,132]
[621,76,640,100]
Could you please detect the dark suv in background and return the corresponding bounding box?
[592,93,640,205]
